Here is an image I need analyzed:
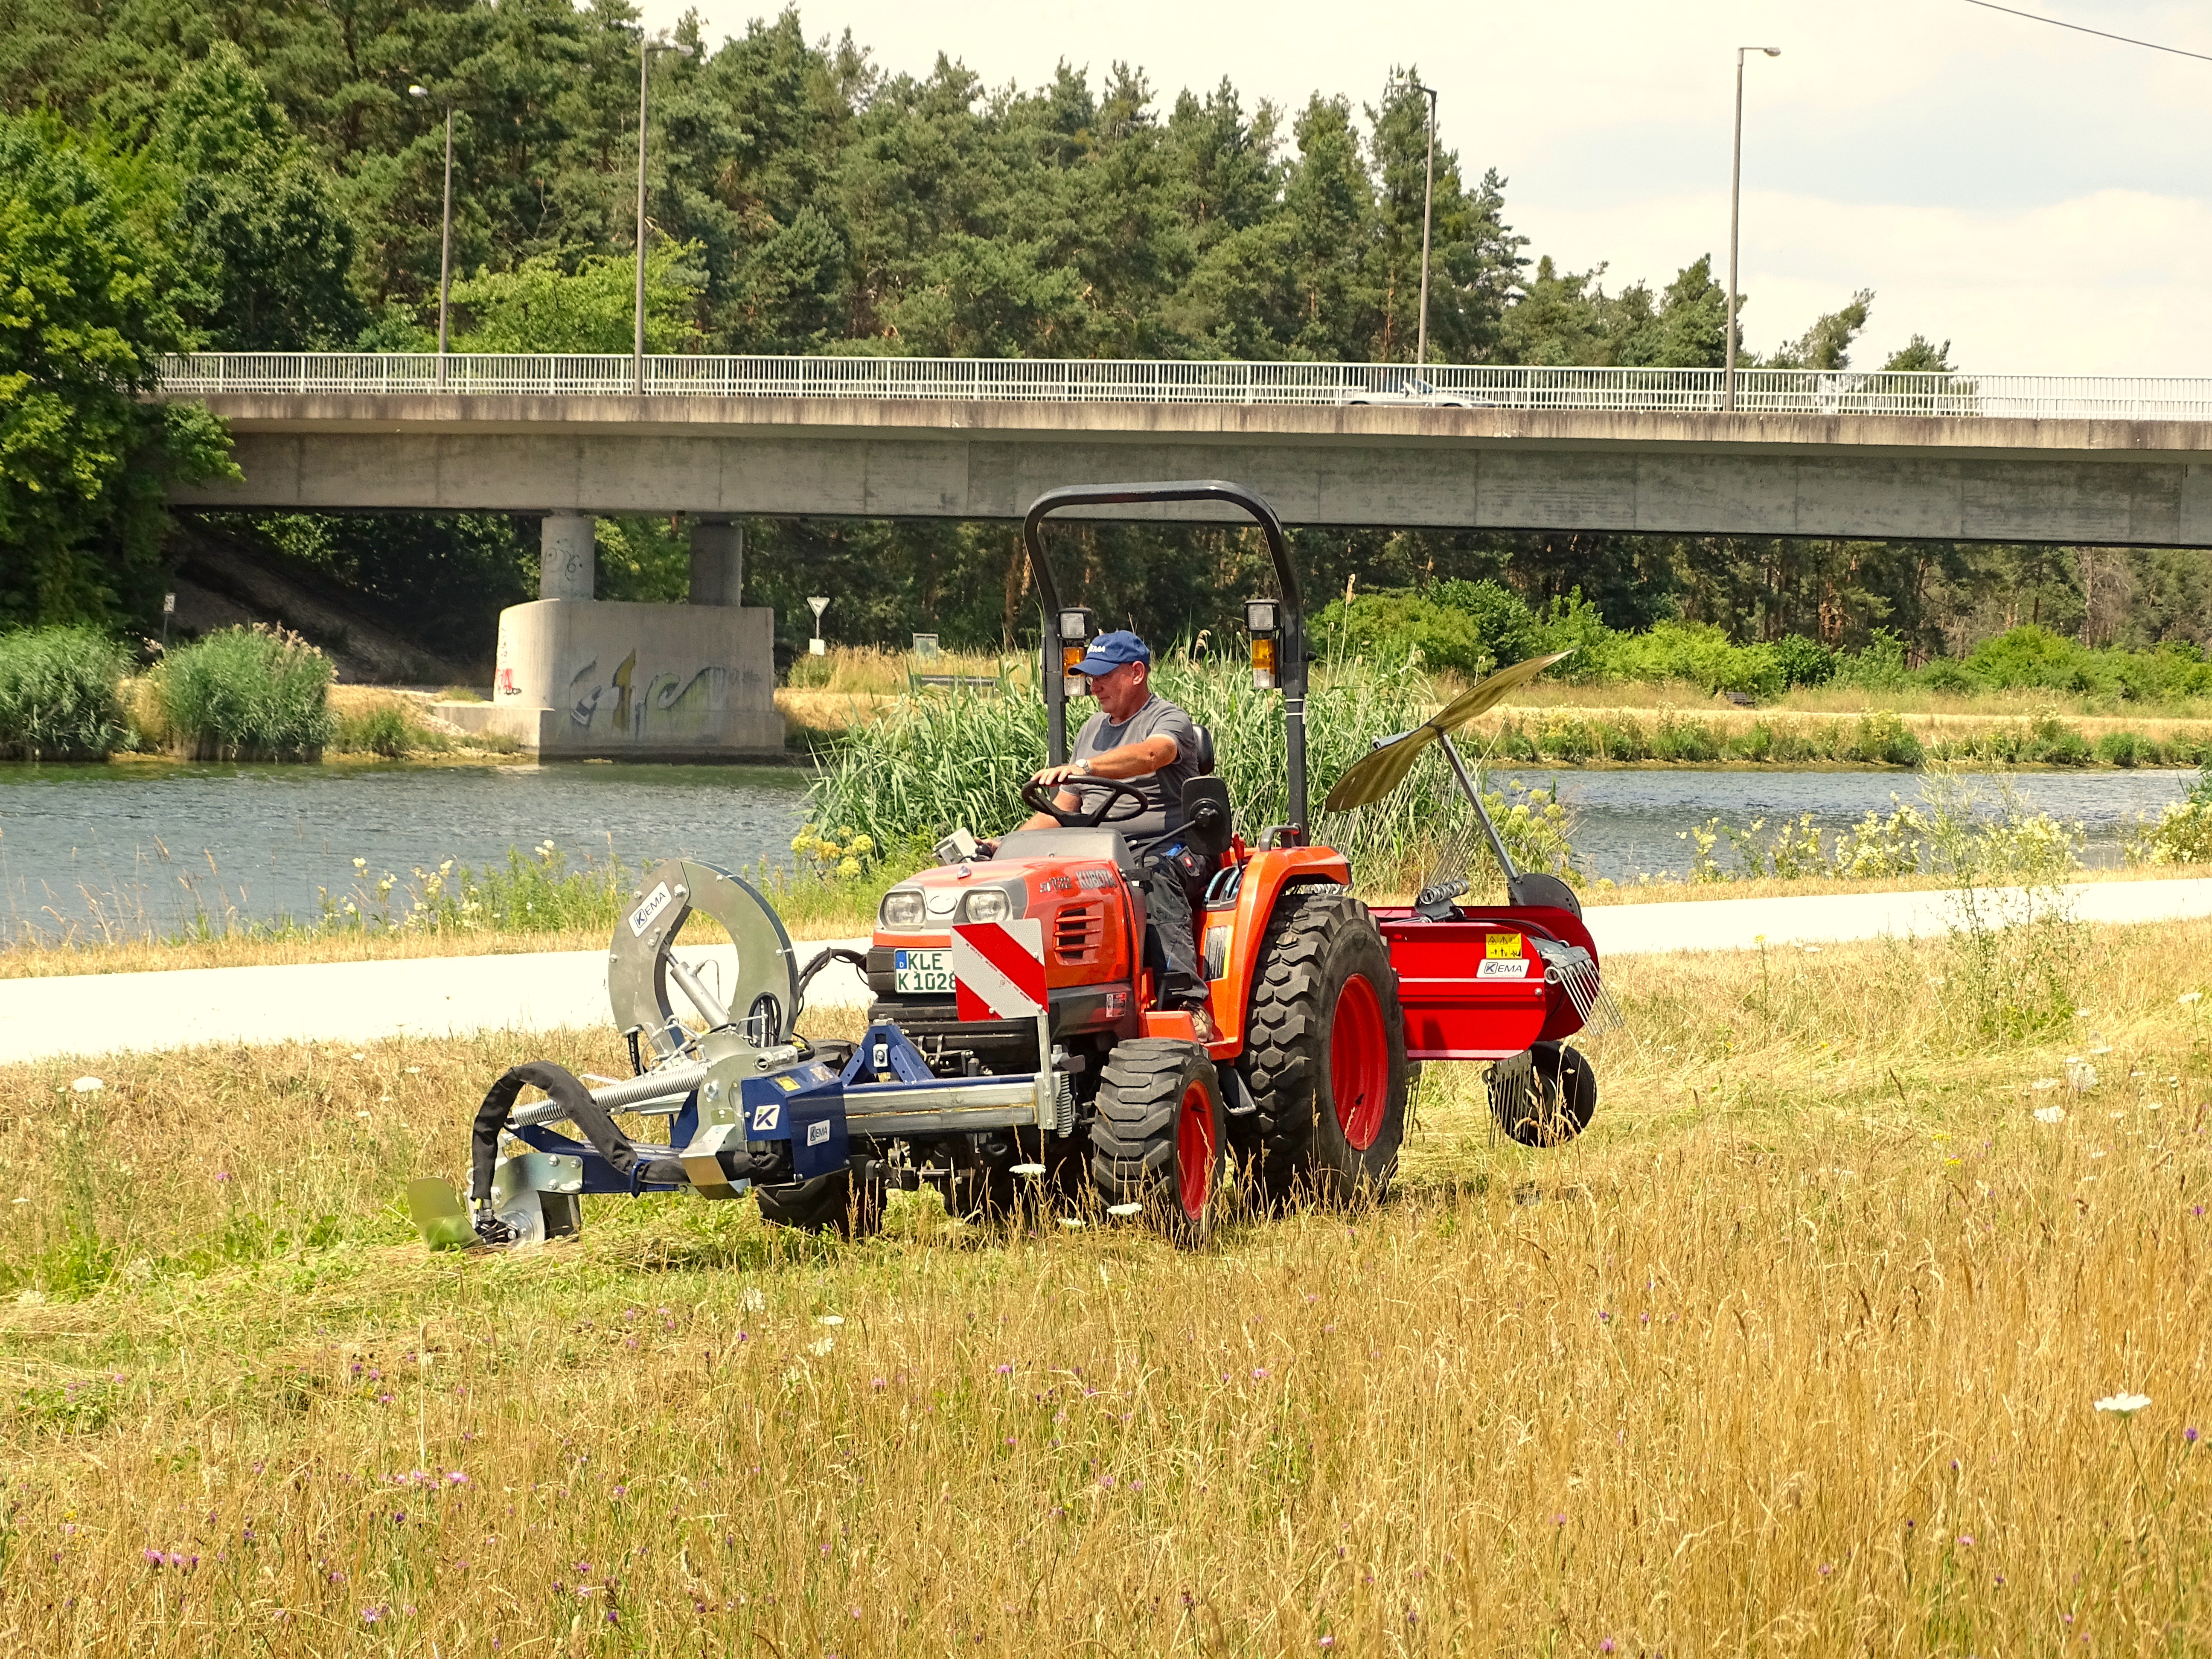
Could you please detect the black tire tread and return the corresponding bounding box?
[1089,1039,1223,1243]
[754,1168,882,1238]
[1237,885,1409,1201]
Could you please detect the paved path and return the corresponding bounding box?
[4,878,2208,1065]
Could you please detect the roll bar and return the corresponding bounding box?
[1021,479,1309,839]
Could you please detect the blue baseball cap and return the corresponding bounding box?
[1073,630,1152,675]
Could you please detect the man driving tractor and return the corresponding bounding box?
[984,629,1212,1025]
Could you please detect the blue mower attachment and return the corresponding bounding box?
[405,858,1074,1248]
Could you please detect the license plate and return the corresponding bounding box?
[894,947,954,995]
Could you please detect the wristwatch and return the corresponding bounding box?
[1073,758,1093,777]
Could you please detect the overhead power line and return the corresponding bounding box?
[1960,0,2212,64]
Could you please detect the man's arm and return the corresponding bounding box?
[1013,735,1180,830]
[1032,733,1179,789]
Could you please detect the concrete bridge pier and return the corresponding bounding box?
[540,510,597,600]
[436,510,786,762]
[689,516,744,607]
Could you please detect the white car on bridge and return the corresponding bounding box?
[1332,374,1493,408]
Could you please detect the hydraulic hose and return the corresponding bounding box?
[794,947,871,1025]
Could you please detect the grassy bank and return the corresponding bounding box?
[2,919,2209,1651]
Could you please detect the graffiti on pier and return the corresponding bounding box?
[566,650,755,740]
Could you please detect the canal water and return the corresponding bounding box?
[0,761,2196,941]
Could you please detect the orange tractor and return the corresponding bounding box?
[413,480,1615,1253]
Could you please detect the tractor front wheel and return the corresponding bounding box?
[1090,1039,1227,1246]
[1238,887,1410,1205]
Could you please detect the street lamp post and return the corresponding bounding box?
[634,37,698,395]
[1412,80,1438,368]
[408,84,456,387]
[1725,46,1781,413]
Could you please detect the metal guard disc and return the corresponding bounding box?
[608,858,799,1060]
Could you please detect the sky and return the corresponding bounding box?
[634,0,2212,375]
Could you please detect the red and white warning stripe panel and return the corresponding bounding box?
[952,918,1048,1021]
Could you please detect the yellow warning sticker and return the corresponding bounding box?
[773,1074,801,1093]
[1484,932,1524,960]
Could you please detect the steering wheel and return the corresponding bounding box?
[1020,774,1152,829]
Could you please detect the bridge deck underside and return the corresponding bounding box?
[168,397,2212,547]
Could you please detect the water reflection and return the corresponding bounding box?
[0,760,2195,941]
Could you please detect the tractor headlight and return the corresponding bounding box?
[879,889,926,930]
[960,888,1010,924]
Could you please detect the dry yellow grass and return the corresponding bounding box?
[3,916,2210,1653]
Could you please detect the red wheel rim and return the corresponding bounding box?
[1175,1080,1216,1218]
[1330,973,1389,1150]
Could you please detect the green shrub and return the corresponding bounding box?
[2093,730,2147,768]
[1845,712,1923,767]
[1594,620,1786,701]
[1770,634,1837,689]
[1918,658,1983,695]
[1960,626,2110,696]
[1650,713,1720,762]
[2030,718,2091,766]
[158,625,335,760]
[1832,629,1915,691]
[1434,578,1543,665]
[1533,588,1613,670]
[0,626,128,758]
[1316,591,1493,680]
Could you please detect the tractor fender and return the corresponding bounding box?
[1196,846,1353,1060]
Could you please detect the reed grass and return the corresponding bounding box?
[807,652,1578,886]
[0,627,128,760]
[155,625,335,762]
[2,917,2210,1653]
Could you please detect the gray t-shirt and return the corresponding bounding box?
[1071,693,1202,850]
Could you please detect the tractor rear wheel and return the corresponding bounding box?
[754,1168,884,1238]
[1237,887,1409,1205]
[1090,1038,1227,1245]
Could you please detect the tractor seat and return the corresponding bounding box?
[1191,724,1215,774]
[1177,725,1234,868]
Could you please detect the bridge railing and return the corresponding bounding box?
[151,354,2212,421]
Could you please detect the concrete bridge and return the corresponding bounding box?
[154,354,2212,761]
[165,355,2212,546]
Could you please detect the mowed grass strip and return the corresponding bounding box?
[1,921,2210,1654]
